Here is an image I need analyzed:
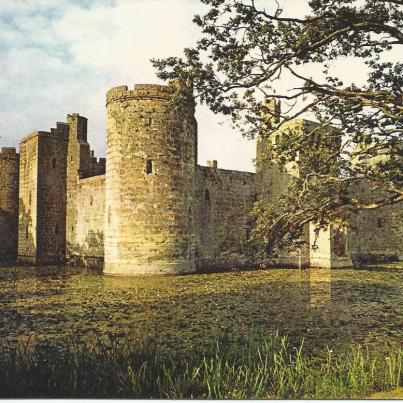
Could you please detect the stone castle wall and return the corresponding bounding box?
[1,84,401,272]
[63,161,258,272]
[66,114,90,260]
[255,120,310,267]
[72,174,105,267]
[18,132,41,263]
[65,113,105,261]
[348,183,403,261]
[36,128,69,263]
[0,147,19,262]
[16,115,105,265]
[194,165,257,270]
[350,205,403,260]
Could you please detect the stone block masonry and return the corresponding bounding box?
[18,125,69,264]
[65,113,105,262]
[0,148,19,262]
[104,84,197,275]
[348,182,403,262]
[71,174,105,268]
[194,165,257,270]
[1,82,401,273]
[16,115,105,265]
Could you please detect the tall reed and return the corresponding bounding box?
[0,332,401,399]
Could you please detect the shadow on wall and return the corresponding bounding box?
[16,199,36,264]
[68,229,104,269]
[0,208,18,263]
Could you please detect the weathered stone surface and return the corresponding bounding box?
[348,182,403,261]
[65,114,105,262]
[104,84,197,275]
[194,165,256,270]
[0,85,400,273]
[0,148,19,262]
[71,175,105,268]
[18,126,69,264]
[16,115,105,265]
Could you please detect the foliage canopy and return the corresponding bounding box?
[152,0,402,252]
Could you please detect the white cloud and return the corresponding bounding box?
[0,0,257,171]
[0,0,397,173]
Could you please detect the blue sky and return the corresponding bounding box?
[0,0,394,172]
[1,0,258,171]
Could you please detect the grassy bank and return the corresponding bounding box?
[0,332,401,399]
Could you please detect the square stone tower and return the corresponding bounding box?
[18,124,69,264]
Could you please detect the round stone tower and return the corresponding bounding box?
[104,83,197,275]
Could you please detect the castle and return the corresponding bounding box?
[0,83,402,274]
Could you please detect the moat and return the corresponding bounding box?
[0,265,402,356]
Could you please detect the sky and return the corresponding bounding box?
[0,0,391,172]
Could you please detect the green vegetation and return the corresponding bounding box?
[0,332,401,399]
[1,265,402,354]
[0,265,401,398]
[153,0,402,252]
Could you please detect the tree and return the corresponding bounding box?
[152,0,402,253]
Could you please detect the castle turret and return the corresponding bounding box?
[66,113,91,258]
[0,147,19,262]
[256,99,293,203]
[104,83,197,275]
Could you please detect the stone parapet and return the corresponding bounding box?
[1,147,18,156]
[106,84,175,106]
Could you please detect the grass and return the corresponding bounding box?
[0,332,401,399]
[369,386,403,399]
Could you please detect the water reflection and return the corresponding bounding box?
[0,265,401,355]
[308,268,332,308]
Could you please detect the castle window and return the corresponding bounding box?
[29,191,31,206]
[148,116,153,126]
[146,159,153,175]
[204,189,210,202]
[89,196,93,206]
[51,158,57,169]
[25,225,29,239]
[377,218,385,229]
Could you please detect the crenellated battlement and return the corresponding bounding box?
[0,147,18,157]
[106,84,175,106]
[20,125,69,145]
[2,77,399,272]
